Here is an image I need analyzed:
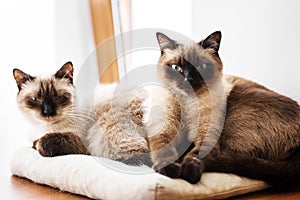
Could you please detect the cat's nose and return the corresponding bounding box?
[42,101,55,117]
[184,72,192,82]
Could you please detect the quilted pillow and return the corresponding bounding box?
[10,146,269,200]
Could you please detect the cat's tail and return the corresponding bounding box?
[202,150,300,186]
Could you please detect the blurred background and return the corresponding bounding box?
[1,0,300,182]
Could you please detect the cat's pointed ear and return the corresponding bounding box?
[55,61,73,84]
[13,68,34,90]
[200,31,221,52]
[156,32,177,52]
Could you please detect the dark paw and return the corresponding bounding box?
[181,156,205,184]
[35,132,88,157]
[153,161,181,178]
[36,133,63,157]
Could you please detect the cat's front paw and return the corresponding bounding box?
[35,134,60,157]
[35,132,88,157]
[153,161,181,178]
[180,156,205,184]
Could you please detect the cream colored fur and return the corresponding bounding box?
[82,83,149,161]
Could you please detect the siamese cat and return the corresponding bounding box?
[149,31,300,185]
[13,62,149,165]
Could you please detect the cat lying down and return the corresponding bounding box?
[150,31,300,185]
[13,62,150,166]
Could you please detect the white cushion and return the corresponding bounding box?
[10,146,269,200]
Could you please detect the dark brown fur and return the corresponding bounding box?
[152,31,300,185]
[33,132,89,156]
[202,75,300,185]
[223,76,300,160]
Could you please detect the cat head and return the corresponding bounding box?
[13,62,75,124]
[156,31,223,93]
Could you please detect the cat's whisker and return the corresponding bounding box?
[63,111,95,118]
[63,113,91,120]
[63,113,96,122]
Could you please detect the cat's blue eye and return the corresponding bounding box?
[30,97,37,101]
[171,64,183,73]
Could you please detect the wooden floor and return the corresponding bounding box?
[2,174,300,200]
[3,175,90,200]
[233,185,300,200]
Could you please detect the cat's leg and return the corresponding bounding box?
[146,102,183,178]
[148,137,181,178]
[288,147,300,161]
[180,131,221,183]
[202,147,300,185]
[180,150,205,183]
[34,132,89,157]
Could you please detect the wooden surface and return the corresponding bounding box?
[90,0,120,83]
[5,175,90,200]
[232,185,300,200]
[2,173,300,199]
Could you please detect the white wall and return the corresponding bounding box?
[128,0,193,72]
[55,0,96,77]
[128,0,300,101]
[0,0,55,176]
[55,0,98,106]
[192,0,300,101]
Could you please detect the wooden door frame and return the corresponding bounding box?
[90,0,119,83]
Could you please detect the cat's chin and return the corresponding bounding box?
[36,115,62,124]
[168,83,195,97]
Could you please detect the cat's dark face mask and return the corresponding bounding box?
[156,31,223,93]
[164,56,216,92]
